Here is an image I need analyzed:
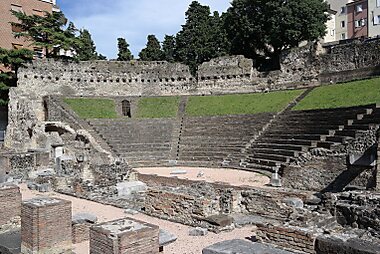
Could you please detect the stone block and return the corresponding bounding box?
[72,213,98,225]
[116,181,147,197]
[315,235,380,254]
[90,217,159,254]
[159,229,177,247]
[202,240,295,254]
[189,227,208,236]
[204,214,234,227]
[282,197,304,208]
[0,184,21,227]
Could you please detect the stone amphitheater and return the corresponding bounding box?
[0,40,380,254]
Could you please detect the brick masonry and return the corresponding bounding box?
[90,217,159,254]
[0,184,21,227]
[72,223,91,244]
[21,197,72,254]
[256,223,320,254]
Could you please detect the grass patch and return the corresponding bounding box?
[186,90,304,116]
[136,97,179,118]
[293,78,380,110]
[64,98,118,119]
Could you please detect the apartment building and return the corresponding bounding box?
[368,0,380,37]
[0,0,59,54]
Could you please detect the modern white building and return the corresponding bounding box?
[368,0,380,37]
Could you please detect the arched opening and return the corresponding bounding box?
[121,100,131,118]
[43,101,48,121]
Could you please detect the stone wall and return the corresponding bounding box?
[377,131,380,190]
[315,234,380,254]
[0,185,21,228]
[7,39,380,152]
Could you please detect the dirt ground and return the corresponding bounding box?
[20,181,257,254]
[135,166,270,187]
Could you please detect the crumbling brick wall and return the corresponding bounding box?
[0,185,21,227]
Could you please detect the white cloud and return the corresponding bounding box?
[60,0,231,59]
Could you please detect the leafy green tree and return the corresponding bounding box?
[162,35,176,63]
[117,38,133,61]
[139,35,163,61]
[11,11,80,58]
[175,1,227,74]
[0,48,33,105]
[76,29,99,61]
[223,0,329,68]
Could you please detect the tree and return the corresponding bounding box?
[76,29,99,61]
[139,35,163,61]
[11,11,80,58]
[0,48,33,105]
[117,38,133,61]
[175,1,227,74]
[162,35,176,63]
[223,0,329,68]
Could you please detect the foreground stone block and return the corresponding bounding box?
[116,181,147,197]
[21,197,72,254]
[0,184,21,228]
[315,235,380,254]
[202,240,295,254]
[204,214,234,227]
[90,217,159,254]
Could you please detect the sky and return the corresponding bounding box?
[59,0,232,59]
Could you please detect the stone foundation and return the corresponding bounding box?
[72,223,91,244]
[90,217,159,254]
[21,197,72,254]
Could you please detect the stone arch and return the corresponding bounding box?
[121,100,131,118]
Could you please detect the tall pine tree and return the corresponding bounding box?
[162,35,176,63]
[139,35,163,61]
[76,29,98,61]
[175,1,227,74]
[117,38,133,61]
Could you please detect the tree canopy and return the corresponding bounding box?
[175,1,228,74]
[117,38,133,61]
[162,35,176,63]
[223,0,329,67]
[11,11,80,58]
[76,29,101,61]
[139,35,163,61]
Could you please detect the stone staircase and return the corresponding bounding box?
[176,113,273,167]
[235,104,380,174]
[88,118,180,167]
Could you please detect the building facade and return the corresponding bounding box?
[368,0,380,37]
[328,0,351,40]
[0,0,58,54]
[347,0,369,38]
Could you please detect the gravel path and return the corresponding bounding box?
[20,184,256,254]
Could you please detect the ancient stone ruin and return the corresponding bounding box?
[0,39,380,253]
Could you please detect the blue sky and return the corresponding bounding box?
[59,0,231,59]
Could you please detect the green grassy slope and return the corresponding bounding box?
[136,97,180,118]
[294,78,380,110]
[64,98,118,119]
[186,90,304,117]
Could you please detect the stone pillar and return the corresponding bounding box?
[21,197,72,254]
[0,184,21,227]
[90,217,159,254]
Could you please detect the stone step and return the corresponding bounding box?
[270,124,344,131]
[256,138,318,147]
[245,157,282,167]
[325,136,352,143]
[263,133,325,141]
[248,148,300,157]
[253,143,309,152]
[333,129,358,138]
[317,141,341,149]
[247,153,292,163]
[265,129,335,136]
[344,123,379,130]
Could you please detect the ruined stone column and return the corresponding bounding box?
[21,197,72,254]
[90,217,159,254]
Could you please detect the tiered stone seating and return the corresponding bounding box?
[88,118,179,167]
[177,113,274,167]
[243,105,377,172]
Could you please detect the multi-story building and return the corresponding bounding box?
[368,0,380,37]
[328,0,351,40]
[347,0,369,38]
[0,0,59,55]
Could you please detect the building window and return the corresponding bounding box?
[12,44,23,49]
[341,33,346,40]
[341,21,345,28]
[375,15,380,25]
[355,19,366,28]
[340,6,346,14]
[34,48,43,58]
[10,4,23,12]
[377,0,380,7]
[330,29,335,36]
[32,9,44,16]
[356,4,363,13]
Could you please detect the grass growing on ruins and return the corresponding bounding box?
[64,98,118,119]
[186,90,304,116]
[136,97,180,118]
[293,78,380,110]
